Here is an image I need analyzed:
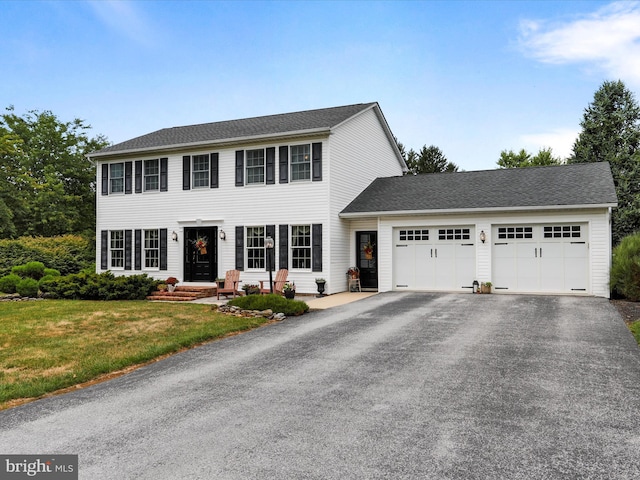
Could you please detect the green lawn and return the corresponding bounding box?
[629,320,640,345]
[0,300,272,409]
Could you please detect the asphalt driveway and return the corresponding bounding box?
[1,293,640,479]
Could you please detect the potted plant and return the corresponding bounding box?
[157,283,168,292]
[215,277,225,289]
[481,281,492,294]
[315,278,326,297]
[165,276,179,292]
[346,267,359,279]
[242,283,260,295]
[283,282,296,299]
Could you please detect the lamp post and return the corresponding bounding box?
[265,236,274,293]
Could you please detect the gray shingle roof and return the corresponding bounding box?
[93,103,378,155]
[340,162,617,215]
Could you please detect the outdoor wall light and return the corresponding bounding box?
[171,231,178,242]
[219,229,226,241]
[479,230,486,243]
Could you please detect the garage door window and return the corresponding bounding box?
[438,228,470,240]
[544,225,581,238]
[399,229,429,241]
[498,226,533,239]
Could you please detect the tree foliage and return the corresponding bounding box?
[0,107,109,238]
[568,80,640,245]
[497,147,563,169]
[399,143,459,175]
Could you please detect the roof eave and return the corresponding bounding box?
[89,127,331,159]
[339,203,618,218]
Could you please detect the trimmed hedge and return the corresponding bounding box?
[16,278,39,298]
[0,274,21,294]
[12,261,45,280]
[0,235,94,277]
[44,271,159,300]
[228,294,309,316]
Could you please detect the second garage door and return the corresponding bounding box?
[393,226,476,291]
[492,224,589,294]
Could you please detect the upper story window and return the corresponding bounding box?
[192,155,210,188]
[144,159,159,191]
[246,226,265,269]
[144,229,159,268]
[110,230,124,268]
[110,163,124,194]
[246,149,265,185]
[291,225,311,269]
[291,144,311,181]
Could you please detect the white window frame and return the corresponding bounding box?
[246,226,265,270]
[246,149,265,185]
[192,154,209,188]
[144,229,160,269]
[290,144,311,182]
[291,225,312,270]
[144,159,159,192]
[110,230,125,269]
[109,163,125,194]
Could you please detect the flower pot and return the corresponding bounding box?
[167,284,176,292]
[315,281,326,297]
[481,284,491,294]
[284,290,295,299]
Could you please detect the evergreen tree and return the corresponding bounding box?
[404,145,459,175]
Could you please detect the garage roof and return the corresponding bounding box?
[340,162,618,216]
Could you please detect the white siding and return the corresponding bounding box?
[328,107,405,291]
[367,208,612,298]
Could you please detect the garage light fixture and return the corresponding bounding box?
[480,230,486,243]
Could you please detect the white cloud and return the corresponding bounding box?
[87,0,156,47]
[519,1,640,86]
[520,128,579,160]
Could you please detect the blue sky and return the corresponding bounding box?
[2,0,640,171]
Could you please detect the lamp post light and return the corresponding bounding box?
[265,236,274,293]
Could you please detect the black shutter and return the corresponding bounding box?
[160,157,168,192]
[235,150,244,186]
[312,142,322,181]
[101,164,109,195]
[125,230,132,270]
[160,228,168,271]
[266,147,275,185]
[235,226,244,271]
[279,224,288,269]
[135,161,142,193]
[210,153,219,188]
[312,223,322,272]
[101,230,108,269]
[125,161,133,194]
[266,224,275,271]
[279,146,289,183]
[134,229,142,270]
[183,156,191,190]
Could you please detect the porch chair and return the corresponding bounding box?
[216,269,243,299]
[259,269,289,295]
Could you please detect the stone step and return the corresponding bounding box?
[147,285,217,302]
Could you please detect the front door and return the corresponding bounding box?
[356,231,378,290]
[184,227,217,282]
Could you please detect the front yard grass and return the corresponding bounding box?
[0,300,272,410]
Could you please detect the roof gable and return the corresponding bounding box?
[93,103,378,156]
[341,162,618,216]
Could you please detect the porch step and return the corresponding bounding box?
[147,285,217,302]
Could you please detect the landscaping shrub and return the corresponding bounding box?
[611,233,640,300]
[0,274,21,294]
[16,278,39,298]
[228,294,309,316]
[44,268,61,277]
[44,271,159,300]
[12,261,46,280]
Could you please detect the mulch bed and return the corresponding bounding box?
[611,299,640,326]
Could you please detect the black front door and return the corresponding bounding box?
[184,227,217,282]
[356,231,378,290]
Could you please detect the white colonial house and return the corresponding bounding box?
[90,103,407,295]
[92,102,618,298]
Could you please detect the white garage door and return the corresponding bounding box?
[393,227,476,291]
[492,224,588,294]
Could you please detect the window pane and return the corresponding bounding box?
[110,163,124,193]
[246,150,265,184]
[144,159,159,191]
[291,225,311,269]
[192,155,209,188]
[110,230,124,268]
[291,145,311,181]
[247,226,265,269]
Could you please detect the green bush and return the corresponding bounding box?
[12,261,46,280]
[44,268,61,277]
[228,294,309,316]
[45,271,159,300]
[611,233,640,300]
[16,278,39,297]
[0,274,21,294]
